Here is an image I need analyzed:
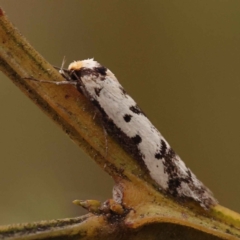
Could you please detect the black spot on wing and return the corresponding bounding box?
[151,125,157,133]
[155,139,168,159]
[129,105,141,114]
[186,169,192,178]
[163,155,183,196]
[168,178,181,192]
[131,134,142,145]
[159,147,197,198]
[129,105,145,116]
[155,153,161,160]
[168,148,176,159]
[119,86,127,96]
[123,114,132,122]
[94,88,103,97]
[94,66,107,76]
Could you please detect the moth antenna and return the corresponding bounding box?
[57,56,73,81]
[53,65,67,71]
[61,56,66,71]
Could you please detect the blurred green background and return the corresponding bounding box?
[0,1,239,225]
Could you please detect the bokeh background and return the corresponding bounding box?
[0,1,239,225]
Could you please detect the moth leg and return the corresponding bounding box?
[23,77,77,86]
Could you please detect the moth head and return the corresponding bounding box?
[67,59,107,81]
[66,59,116,99]
[68,59,100,71]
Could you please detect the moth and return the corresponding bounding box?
[27,59,217,209]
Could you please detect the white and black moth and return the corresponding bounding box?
[32,59,217,209]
